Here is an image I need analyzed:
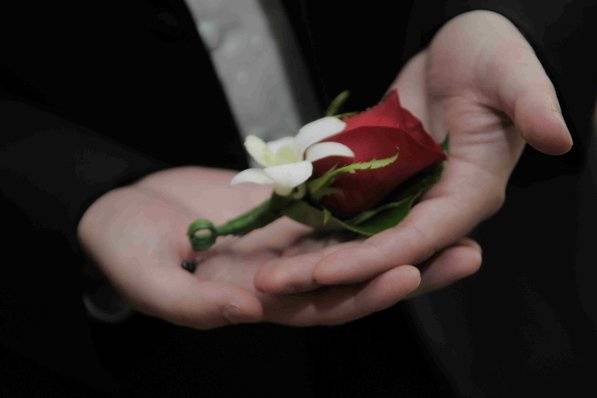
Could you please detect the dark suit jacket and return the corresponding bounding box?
[1,1,595,396]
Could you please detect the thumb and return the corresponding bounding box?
[489,33,572,155]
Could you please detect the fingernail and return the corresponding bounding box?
[312,258,337,284]
[222,305,243,324]
[222,304,256,324]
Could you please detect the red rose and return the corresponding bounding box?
[312,89,446,216]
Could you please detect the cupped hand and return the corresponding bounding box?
[77,167,421,329]
[255,10,570,296]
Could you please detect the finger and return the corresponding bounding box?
[254,251,323,294]
[230,218,312,254]
[390,50,430,129]
[488,32,572,155]
[406,238,482,299]
[126,269,263,330]
[312,158,501,286]
[254,241,362,294]
[267,265,421,326]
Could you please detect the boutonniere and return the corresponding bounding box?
[188,89,447,250]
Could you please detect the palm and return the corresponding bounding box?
[133,167,331,291]
[398,15,527,207]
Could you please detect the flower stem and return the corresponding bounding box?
[187,194,293,251]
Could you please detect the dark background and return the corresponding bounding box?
[1,1,596,396]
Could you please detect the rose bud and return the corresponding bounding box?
[312,89,446,216]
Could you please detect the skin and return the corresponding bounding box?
[78,11,571,329]
[255,10,572,295]
[78,168,422,328]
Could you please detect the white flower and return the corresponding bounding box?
[231,116,354,196]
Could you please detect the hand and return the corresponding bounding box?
[77,167,421,329]
[255,10,571,296]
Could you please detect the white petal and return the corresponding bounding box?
[244,135,273,167]
[273,185,294,196]
[263,161,313,191]
[305,142,354,162]
[268,136,302,164]
[230,168,274,186]
[296,116,346,153]
[267,136,296,153]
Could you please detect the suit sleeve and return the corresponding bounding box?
[0,100,167,254]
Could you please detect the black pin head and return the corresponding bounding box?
[181,259,198,273]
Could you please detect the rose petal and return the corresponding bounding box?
[231,168,274,186]
[305,142,354,162]
[343,90,403,131]
[244,135,273,167]
[310,89,445,215]
[296,116,346,153]
[399,106,444,154]
[263,161,313,193]
[314,126,445,215]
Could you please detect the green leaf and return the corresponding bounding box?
[283,200,367,235]
[315,187,342,199]
[308,152,399,201]
[284,159,445,237]
[283,195,415,237]
[322,208,333,226]
[347,194,419,235]
[335,111,358,120]
[346,197,416,226]
[392,162,443,202]
[345,162,445,234]
[326,90,351,116]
